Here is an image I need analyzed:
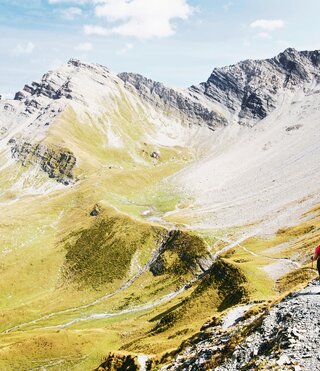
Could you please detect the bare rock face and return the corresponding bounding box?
[8,138,76,185]
[119,48,320,128]
[118,72,228,129]
[190,48,320,125]
[216,280,320,370]
[14,59,111,103]
[2,48,320,188]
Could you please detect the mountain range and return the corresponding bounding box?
[0,48,319,370]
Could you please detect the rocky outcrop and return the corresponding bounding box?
[217,280,320,370]
[149,230,214,277]
[8,138,76,185]
[14,59,113,107]
[14,59,94,102]
[191,48,320,125]
[95,352,140,371]
[159,280,320,370]
[90,204,101,217]
[14,73,72,102]
[118,72,228,129]
[118,49,320,128]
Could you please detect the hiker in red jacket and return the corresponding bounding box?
[311,245,320,279]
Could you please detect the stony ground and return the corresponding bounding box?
[160,279,320,371]
[218,280,320,370]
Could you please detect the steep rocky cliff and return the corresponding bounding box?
[191,48,320,125]
[8,138,76,184]
[118,72,228,129]
[119,48,320,126]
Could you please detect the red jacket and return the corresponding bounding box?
[314,245,320,260]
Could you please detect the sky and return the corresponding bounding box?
[0,0,320,97]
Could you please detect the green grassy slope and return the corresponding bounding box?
[0,95,319,370]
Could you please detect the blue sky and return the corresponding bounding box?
[0,0,319,97]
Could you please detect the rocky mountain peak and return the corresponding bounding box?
[190,48,320,125]
[14,67,74,102]
[68,58,89,68]
[6,47,320,132]
[14,59,114,104]
[8,58,124,136]
[277,47,320,64]
[67,58,111,75]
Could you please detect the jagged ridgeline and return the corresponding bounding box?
[0,48,320,370]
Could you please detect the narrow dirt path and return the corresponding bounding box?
[2,233,252,333]
[2,233,173,334]
[216,236,301,268]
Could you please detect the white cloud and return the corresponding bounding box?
[250,19,285,31]
[74,42,93,51]
[60,7,82,20]
[84,24,109,35]
[223,2,232,11]
[92,0,194,39]
[48,0,88,4]
[116,43,133,55]
[12,41,35,55]
[255,32,272,40]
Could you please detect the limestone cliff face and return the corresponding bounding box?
[8,138,76,185]
[7,48,320,133]
[119,48,320,126]
[190,48,320,125]
[118,72,228,129]
[14,59,113,105]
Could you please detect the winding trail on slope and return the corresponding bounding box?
[216,236,301,268]
[2,233,254,333]
[3,272,199,333]
[43,284,191,330]
[2,233,173,334]
[212,233,259,260]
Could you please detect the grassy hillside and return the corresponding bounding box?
[1,195,318,370]
[1,91,319,370]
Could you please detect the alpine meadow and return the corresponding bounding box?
[1,1,320,370]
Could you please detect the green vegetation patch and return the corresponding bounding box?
[148,258,249,336]
[276,267,316,294]
[150,230,211,277]
[63,206,164,289]
[198,259,249,311]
